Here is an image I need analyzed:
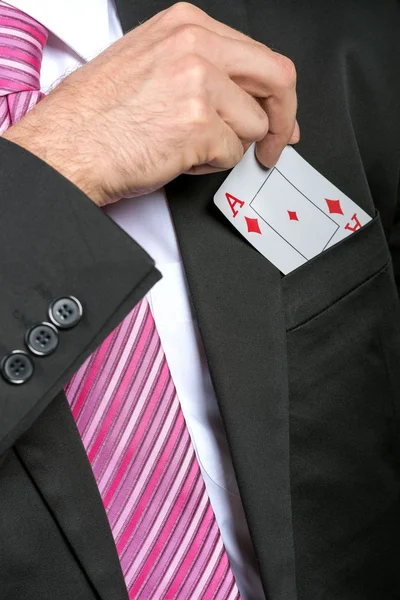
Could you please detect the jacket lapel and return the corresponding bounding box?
[15,392,129,600]
[167,172,297,599]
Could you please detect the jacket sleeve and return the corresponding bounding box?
[0,137,161,454]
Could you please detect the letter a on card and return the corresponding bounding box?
[225,192,244,218]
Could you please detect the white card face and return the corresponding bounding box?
[250,169,339,260]
[213,144,372,274]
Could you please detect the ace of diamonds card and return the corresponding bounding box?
[214,145,372,275]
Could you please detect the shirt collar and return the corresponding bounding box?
[5,0,111,61]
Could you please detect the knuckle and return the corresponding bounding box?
[171,23,202,50]
[168,2,201,21]
[273,53,297,88]
[185,96,210,127]
[180,54,209,87]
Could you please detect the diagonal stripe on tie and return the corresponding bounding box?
[0,1,47,133]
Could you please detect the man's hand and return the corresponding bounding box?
[3,2,299,206]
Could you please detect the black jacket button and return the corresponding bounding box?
[48,296,83,329]
[1,351,34,384]
[26,322,59,356]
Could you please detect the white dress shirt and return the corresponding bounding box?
[8,1,265,597]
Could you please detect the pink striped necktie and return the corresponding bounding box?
[0,2,47,133]
[0,4,240,598]
[66,302,241,600]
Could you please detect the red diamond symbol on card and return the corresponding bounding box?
[245,217,262,234]
[325,198,344,215]
[288,211,298,221]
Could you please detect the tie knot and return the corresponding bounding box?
[0,2,48,96]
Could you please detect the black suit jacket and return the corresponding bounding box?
[1,1,399,598]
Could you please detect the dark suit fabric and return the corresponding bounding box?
[1,0,400,599]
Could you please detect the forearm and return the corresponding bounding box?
[2,92,104,205]
[0,136,160,453]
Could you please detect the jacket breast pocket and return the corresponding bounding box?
[281,212,400,596]
[281,211,399,421]
[282,212,389,331]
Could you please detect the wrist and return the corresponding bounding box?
[2,111,106,207]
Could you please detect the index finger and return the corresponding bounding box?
[146,4,298,166]
[165,4,298,166]
[161,2,297,167]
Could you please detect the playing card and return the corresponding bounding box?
[213,144,372,274]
